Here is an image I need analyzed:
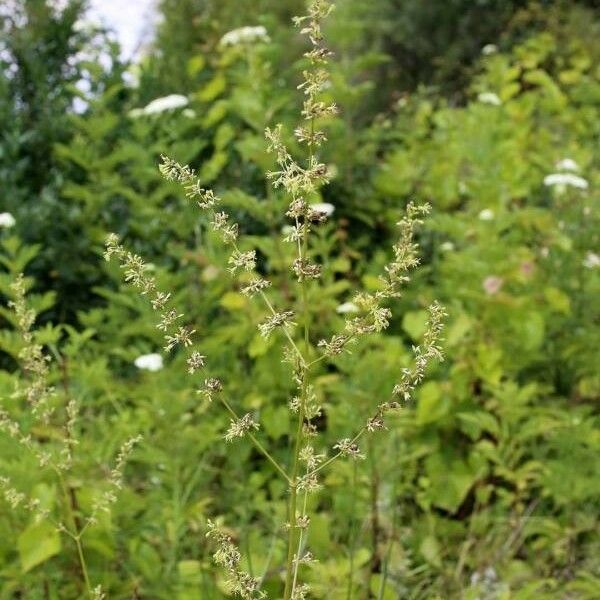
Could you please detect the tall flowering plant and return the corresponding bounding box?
[105,1,445,597]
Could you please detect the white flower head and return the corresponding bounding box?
[477,92,501,106]
[134,353,163,372]
[142,94,189,115]
[440,241,455,252]
[543,173,588,190]
[482,44,498,55]
[583,251,600,269]
[555,158,579,172]
[478,208,494,221]
[220,25,270,47]
[336,302,359,314]
[0,212,16,228]
[182,108,196,118]
[310,202,335,217]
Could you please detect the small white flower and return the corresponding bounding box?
[482,44,498,55]
[440,241,455,252]
[310,202,335,216]
[478,208,494,221]
[182,108,196,118]
[220,25,270,47]
[142,94,189,115]
[583,251,600,269]
[555,158,579,172]
[543,173,588,190]
[336,302,359,314]
[134,353,163,372]
[477,92,501,106]
[0,212,16,228]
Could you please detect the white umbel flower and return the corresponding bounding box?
[141,94,189,115]
[555,158,579,172]
[482,44,498,55]
[336,302,359,314]
[134,353,163,372]
[0,212,16,228]
[310,202,335,216]
[478,208,494,221]
[477,92,502,106]
[543,173,588,190]
[220,25,270,47]
[583,251,600,269]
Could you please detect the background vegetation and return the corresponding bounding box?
[1,0,598,598]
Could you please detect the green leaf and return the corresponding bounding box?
[402,310,428,340]
[416,382,449,425]
[18,520,61,573]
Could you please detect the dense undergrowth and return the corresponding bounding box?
[0,0,599,598]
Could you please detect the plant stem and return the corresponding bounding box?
[218,395,292,485]
[57,472,93,597]
[346,460,358,600]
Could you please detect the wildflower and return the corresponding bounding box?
[392,301,446,402]
[142,94,189,115]
[182,108,196,118]
[206,520,265,598]
[336,301,359,314]
[583,251,600,269]
[187,351,206,374]
[240,278,271,297]
[292,257,322,280]
[151,291,171,310]
[333,438,365,460]
[198,378,223,402]
[220,25,270,47]
[543,173,588,190]
[134,353,163,372]
[225,413,259,441]
[318,333,351,356]
[157,308,183,331]
[0,212,16,228]
[440,241,455,252]
[483,275,503,296]
[258,310,295,338]
[164,326,196,352]
[478,208,494,221]
[228,249,256,273]
[477,92,501,106]
[366,416,386,432]
[555,158,579,172]
[158,155,194,183]
[482,43,498,55]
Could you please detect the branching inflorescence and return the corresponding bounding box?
[104,1,445,598]
[0,275,141,599]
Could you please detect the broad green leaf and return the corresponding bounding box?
[18,521,61,573]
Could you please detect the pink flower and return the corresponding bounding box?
[483,276,503,296]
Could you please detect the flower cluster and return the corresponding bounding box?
[206,520,266,599]
[225,413,260,442]
[8,275,55,421]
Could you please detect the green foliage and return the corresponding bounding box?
[1,0,599,598]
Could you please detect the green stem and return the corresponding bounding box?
[283,378,306,600]
[57,473,93,597]
[218,396,292,485]
[346,460,358,600]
